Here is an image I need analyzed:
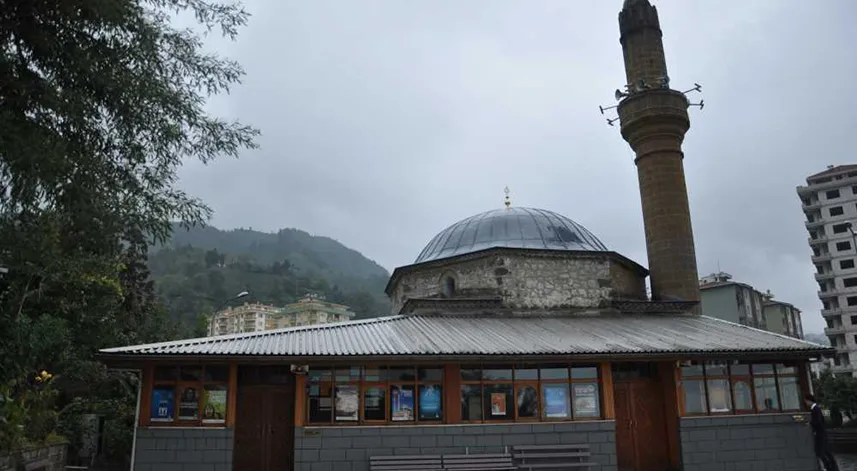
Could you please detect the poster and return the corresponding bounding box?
[150,387,174,422]
[391,385,414,421]
[335,385,359,421]
[572,383,599,418]
[178,386,199,420]
[490,392,507,416]
[543,385,569,418]
[419,385,442,420]
[202,387,227,424]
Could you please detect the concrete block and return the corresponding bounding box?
[381,436,409,448]
[322,437,352,449]
[476,434,502,447]
[409,435,436,447]
[502,434,535,446]
[295,449,319,462]
[352,436,379,448]
[345,448,367,462]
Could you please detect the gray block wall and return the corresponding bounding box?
[680,414,817,471]
[134,427,233,471]
[294,421,617,471]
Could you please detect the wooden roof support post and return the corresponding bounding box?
[444,364,461,423]
[659,361,682,470]
[599,362,615,419]
[139,363,154,427]
[226,363,238,428]
[294,373,306,427]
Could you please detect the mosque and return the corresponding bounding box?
[100,1,832,471]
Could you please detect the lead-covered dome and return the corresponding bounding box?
[414,207,608,264]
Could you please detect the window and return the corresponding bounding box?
[827,189,841,199]
[680,361,801,415]
[845,278,857,288]
[307,366,443,424]
[150,365,229,425]
[442,277,456,298]
[842,259,856,270]
[837,241,852,252]
[830,206,845,217]
[851,315,857,325]
[461,364,601,422]
[833,224,850,234]
[847,297,857,307]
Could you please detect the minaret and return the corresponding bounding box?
[617,0,700,305]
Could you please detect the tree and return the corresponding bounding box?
[813,369,857,426]
[0,0,257,458]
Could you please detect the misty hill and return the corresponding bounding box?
[804,332,831,345]
[149,224,392,333]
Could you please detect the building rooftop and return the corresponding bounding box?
[806,165,857,184]
[100,311,830,360]
[414,207,608,264]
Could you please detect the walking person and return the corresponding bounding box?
[804,394,840,471]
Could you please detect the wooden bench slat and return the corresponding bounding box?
[513,444,589,451]
[517,464,595,469]
[513,452,590,459]
[371,455,442,461]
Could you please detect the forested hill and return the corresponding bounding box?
[149,224,392,333]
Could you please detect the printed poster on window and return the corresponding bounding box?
[490,392,507,416]
[572,383,599,418]
[419,385,442,420]
[178,386,199,420]
[335,385,359,421]
[391,385,414,421]
[202,387,227,424]
[150,387,174,422]
[543,385,569,418]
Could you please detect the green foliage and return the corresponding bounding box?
[151,226,392,323]
[0,371,59,452]
[813,369,857,425]
[0,0,256,460]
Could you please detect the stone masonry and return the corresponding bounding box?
[679,414,817,471]
[294,421,617,471]
[390,250,646,314]
[134,427,233,471]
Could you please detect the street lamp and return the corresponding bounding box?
[846,222,857,255]
[216,291,249,312]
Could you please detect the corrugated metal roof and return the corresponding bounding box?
[99,313,830,358]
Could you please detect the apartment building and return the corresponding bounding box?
[207,302,280,336]
[699,272,768,330]
[798,164,857,377]
[268,293,355,329]
[761,293,804,339]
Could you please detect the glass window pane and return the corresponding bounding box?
[418,368,443,382]
[752,364,775,375]
[683,380,707,414]
[515,367,538,381]
[461,366,481,382]
[730,363,750,376]
[308,382,333,423]
[308,368,332,382]
[335,367,361,382]
[180,366,202,382]
[778,376,801,411]
[754,377,779,412]
[571,383,601,419]
[482,366,513,381]
[571,366,599,379]
[177,386,200,420]
[461,385,483,421]
[154,366,178,382]
[517,386,539,418]
[540,366,569,380]
[389,367,416,382]
[483,384,514,421]
[542,384,570,419]
[364,367,384,382]
[202,385,227,424]
[335,385,359,422]
[776,363,797,375]
[707,379,732,413]
[364,387,386,421]
[705,362,728,377]
[680,364,704,377]
[418,384,443,421]
[204,366,229,382]
[732,379,754,411]
[390,385,415,421]
[150,387,175,422]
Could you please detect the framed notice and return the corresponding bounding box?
[390,385,415,421]
[490,392,507,416]
[543,384,570,419]
[178,386,199,420]
[150,387,174,422]
[202,386,227,424]
[418,385,442,420]
[572,383,600,418]
[335,385,359,422]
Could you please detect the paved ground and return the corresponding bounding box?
[837,454,857,471]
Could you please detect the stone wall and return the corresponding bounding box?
[134,427,233,471]
[392,251,645,313]
[0,443,67,471]
[679,414,817,471]
[294,421,617,471]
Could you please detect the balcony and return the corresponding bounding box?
[812,253,833,263]
[825,325,847,335]
[815,272,836,281]
[818,289,841,298]
[809,235,828,245]
[802,200,823,211]
[805,218,825,229]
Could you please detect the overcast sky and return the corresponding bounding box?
[178,0,857,334]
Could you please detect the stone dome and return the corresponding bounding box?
[414,207,608,264]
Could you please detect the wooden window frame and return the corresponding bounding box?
[148,365,230,427]
[679,360,804,417]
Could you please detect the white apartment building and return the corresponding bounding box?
[207,302,280,336]
[798,164,857,377]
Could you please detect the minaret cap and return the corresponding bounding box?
[504,186,511,209]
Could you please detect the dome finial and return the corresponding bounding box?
[504,186,511,209]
